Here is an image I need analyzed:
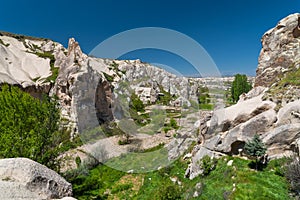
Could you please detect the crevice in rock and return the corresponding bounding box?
[95,80,113,124]
[292,17,300,38]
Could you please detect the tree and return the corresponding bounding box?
[244,134,267,170]
[0,84,61,168]
[231,74,252,102]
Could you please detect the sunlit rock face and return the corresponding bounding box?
[255,13,300,87]
[186,13,300,179]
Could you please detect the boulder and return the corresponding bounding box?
[0,158,72,200]
[185,146,223,179]
[210,109,277,154]
[276,100,300,126]
[207,93,276,134]
[262,123,300,158]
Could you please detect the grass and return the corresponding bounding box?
[278,67,300,86]
[199,103,214,110]
[66,155,292,200]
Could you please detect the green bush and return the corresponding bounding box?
[0,84,62,168]
[170,118,179,129]
[157,86,175,105]
[198,86,210,104]
[130,93,145,112]
[156,184,182,200]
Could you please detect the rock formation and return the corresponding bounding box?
[0,158,72,199]
[255,13,300,87]
[186,13,300,179]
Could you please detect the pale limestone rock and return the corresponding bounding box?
[276,100,300,126]
[0,158,72,200]
[255,13,300,87]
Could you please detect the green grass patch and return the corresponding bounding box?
[199,103,214,110]
[278,67,300,86]
[66,156,292,199]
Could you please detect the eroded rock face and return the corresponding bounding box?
[0,158,72,199]
[255,13,300,87]
[186,14,300,178]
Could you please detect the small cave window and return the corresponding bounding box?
[230,141,245,155]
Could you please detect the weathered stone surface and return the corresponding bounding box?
[213,109,277,154]
[186,14,300,179]
[276,100,300,126]
[207,93,276,135]
[262,123,300,158]
[0,158,72,200]
[255,13,300,87]
[185,146,223,180]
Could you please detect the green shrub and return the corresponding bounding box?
[130,93,145,112]
[170,118,179,129]
[156,184,182,200]
[0,84,62,168]
[75,156,81,168]
[244,134,267,170]
[157,86,175,105]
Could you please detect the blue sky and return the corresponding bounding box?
[0,0,299,76]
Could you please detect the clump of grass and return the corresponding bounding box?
[278,67,300,86]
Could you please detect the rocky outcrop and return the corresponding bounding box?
[186,13,300,179]
[255,13,300,87]
[0,158,72,200]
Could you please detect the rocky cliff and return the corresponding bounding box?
[0,32,204,138]
[186,13,300,179]
[255,13,300,87]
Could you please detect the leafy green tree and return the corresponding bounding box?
[244,134,267,170]
[231,74,252,102]
[0,84,61,168]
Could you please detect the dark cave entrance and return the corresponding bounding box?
[230,141,246,155]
